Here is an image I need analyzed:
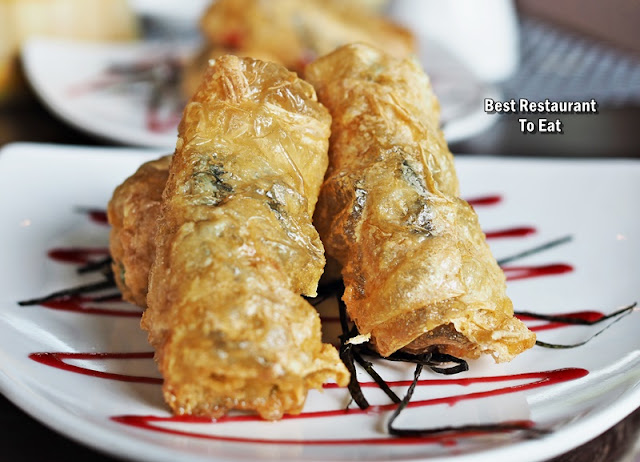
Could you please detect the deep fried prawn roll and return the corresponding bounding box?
[108,155,171,307]
[306,44,535,362]
[142,55,348,419]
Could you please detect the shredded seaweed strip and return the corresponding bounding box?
[19,242,118,306]
[386,363,423,434]
[334,282,469,411]
[338,294,370,409]
[307,280,345,306]
[17,275,116,306]
[515,302,636,326]
[77,256,113,274]
[330,282,553,440]
[496,235,572,266]
[91,292,124,303]
[530,303,637,349]
[387,364,550,439]
[375,350,469,375]
[18,257,116,307]
[352,349,401,404]
[73,206,107,216]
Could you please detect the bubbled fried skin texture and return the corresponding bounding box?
[107,155,171,308]
[143,55,348,420]
[181,45,283,103]
[305,44,535,363]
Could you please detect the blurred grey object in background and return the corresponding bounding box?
[452,13,640,158]
[129,0,208,40]
[389,0,640,156]
[502,18,640,107]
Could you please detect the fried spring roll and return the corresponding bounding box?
[202,0,413,71]
[182,1,413,98]
[179,0,414,101]
[142,56,348,419]
[108,155,171,307]
[305,44,535,362]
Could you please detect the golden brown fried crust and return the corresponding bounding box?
[107,155,171,307]
[181,46,284,103]
[143,55,348,420]
[306,44,535,363]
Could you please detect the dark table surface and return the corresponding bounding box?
[1,95,640,462]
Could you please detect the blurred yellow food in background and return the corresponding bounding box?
[0,0,139,102]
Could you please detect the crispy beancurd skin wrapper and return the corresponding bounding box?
[199,0,414,74]
[305,44,535,363]
[143,55,348,420]
[107,155,171,307]
[181,45,283,100]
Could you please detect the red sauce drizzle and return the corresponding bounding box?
[502,264,574,281]
[86,209,108,225]
[29,352,160,384]
[48,247,109,265]
[40,295,142,317]
[146,109,180,134]
[517,311,604,332]
[30,350,588,414]
[222,30,243,49]
[485,226,536,239]
[296,50,318,70]
[66,77,121,97]
[112,414,534,445]
[110,368,586,445]
[465,195,502,207]
[322,309,603,333]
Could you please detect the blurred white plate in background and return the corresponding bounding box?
[22,38,189,148]
[21,36,497,148]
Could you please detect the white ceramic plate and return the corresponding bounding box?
[21,38,191,148]
[1,142,639,462]
[21,37,496,148]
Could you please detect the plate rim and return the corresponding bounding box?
[21,36,499,148]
